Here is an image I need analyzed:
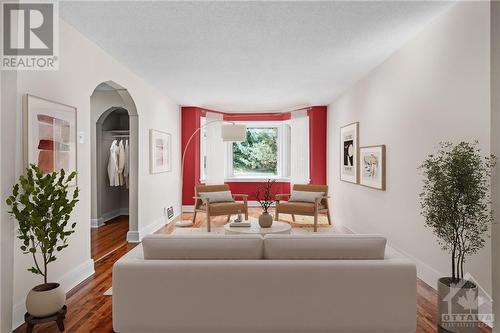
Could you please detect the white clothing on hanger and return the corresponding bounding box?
[123,140,129,189]
[108,140,120,186]
[118,140,126,186]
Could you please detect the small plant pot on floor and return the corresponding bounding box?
[26,283,66,317]
[437,277,478,333]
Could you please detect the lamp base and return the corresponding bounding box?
[175,220,194,227]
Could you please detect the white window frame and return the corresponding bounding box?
[225,121,290,182]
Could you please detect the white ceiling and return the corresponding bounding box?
[60,1,454,113]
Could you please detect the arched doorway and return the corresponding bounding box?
[90,81,139,260]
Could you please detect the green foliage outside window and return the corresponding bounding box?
[233,128,278,175]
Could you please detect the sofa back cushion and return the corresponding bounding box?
[142,234,263,260]
[288,190,324,203]
[199,191,234,203]
[263,234,386,260]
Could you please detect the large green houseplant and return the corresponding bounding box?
[6,164,79,317]
[419,141,494,333]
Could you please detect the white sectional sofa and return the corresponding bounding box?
[113,233,416,333]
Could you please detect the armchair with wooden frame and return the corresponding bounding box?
[275,184,331,232]
[193,184,249,232]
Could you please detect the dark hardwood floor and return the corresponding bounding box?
[14,209,492,333]
[91,216,129,261]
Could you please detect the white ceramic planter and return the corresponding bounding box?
[26,283,66,317]
[437,277,478,333]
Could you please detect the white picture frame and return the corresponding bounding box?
[150,129,172,173]
[360,145,386,191]
[25,94,78,186]
[340,122,359,183]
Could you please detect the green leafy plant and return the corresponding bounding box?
[6,164,79,285]
[419,141,495,283]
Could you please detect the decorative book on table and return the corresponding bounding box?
[229,221,251,227]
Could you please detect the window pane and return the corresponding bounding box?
[233,127,278,176]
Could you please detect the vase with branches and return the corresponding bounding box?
[255,179,276,228]
[419,141,495,332]
[6,164,79,317]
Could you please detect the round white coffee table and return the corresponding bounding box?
[224,217,291,235]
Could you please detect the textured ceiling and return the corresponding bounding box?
[60,1,454,112]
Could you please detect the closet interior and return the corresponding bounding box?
[96,108,130,226]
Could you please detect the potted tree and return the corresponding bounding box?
[6,165,79,318]
[255,179,276,228]
[419,141,494,333]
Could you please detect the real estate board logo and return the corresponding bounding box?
[1,1,59,70]
[440,273,494,330]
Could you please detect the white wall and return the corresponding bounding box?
[491,2,500,331]
[5,19,181,329]
[328,1,491,295]
[1,65,18,333]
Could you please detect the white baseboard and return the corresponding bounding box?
[91,208,129,228]
[12,258,95,331]
[126,231,140,243]
[130,214,180,242]
[138,216,167,240]
[341,222,493,328]
[182,205,194,213]
[90,218,105,228]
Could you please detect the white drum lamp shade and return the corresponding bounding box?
[221,124,247,142]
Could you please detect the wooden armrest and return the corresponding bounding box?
[275,194,291,198]
[232,194,249,198]
[194,196,210,204]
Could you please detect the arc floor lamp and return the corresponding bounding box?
[176,120,247,227]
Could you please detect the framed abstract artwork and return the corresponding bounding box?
[25,94,77,186]
[340,122,359,183]
[150,129,172,173]
[360,145,386,190]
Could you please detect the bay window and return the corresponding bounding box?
[201,120,291,181]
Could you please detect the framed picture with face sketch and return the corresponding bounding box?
[359,145,386,190]
[340,122,359,183]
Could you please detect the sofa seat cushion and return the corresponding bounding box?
[263,234,386,260]
[142,234,263,260]
[277,201,326,214]
[201,202,246,215]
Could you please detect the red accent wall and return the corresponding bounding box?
[181,106,327,205]
[181,107,202,205]
[225,182,291,200]
[308,106,328,185]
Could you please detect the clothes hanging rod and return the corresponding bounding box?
[105,129,129,132]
